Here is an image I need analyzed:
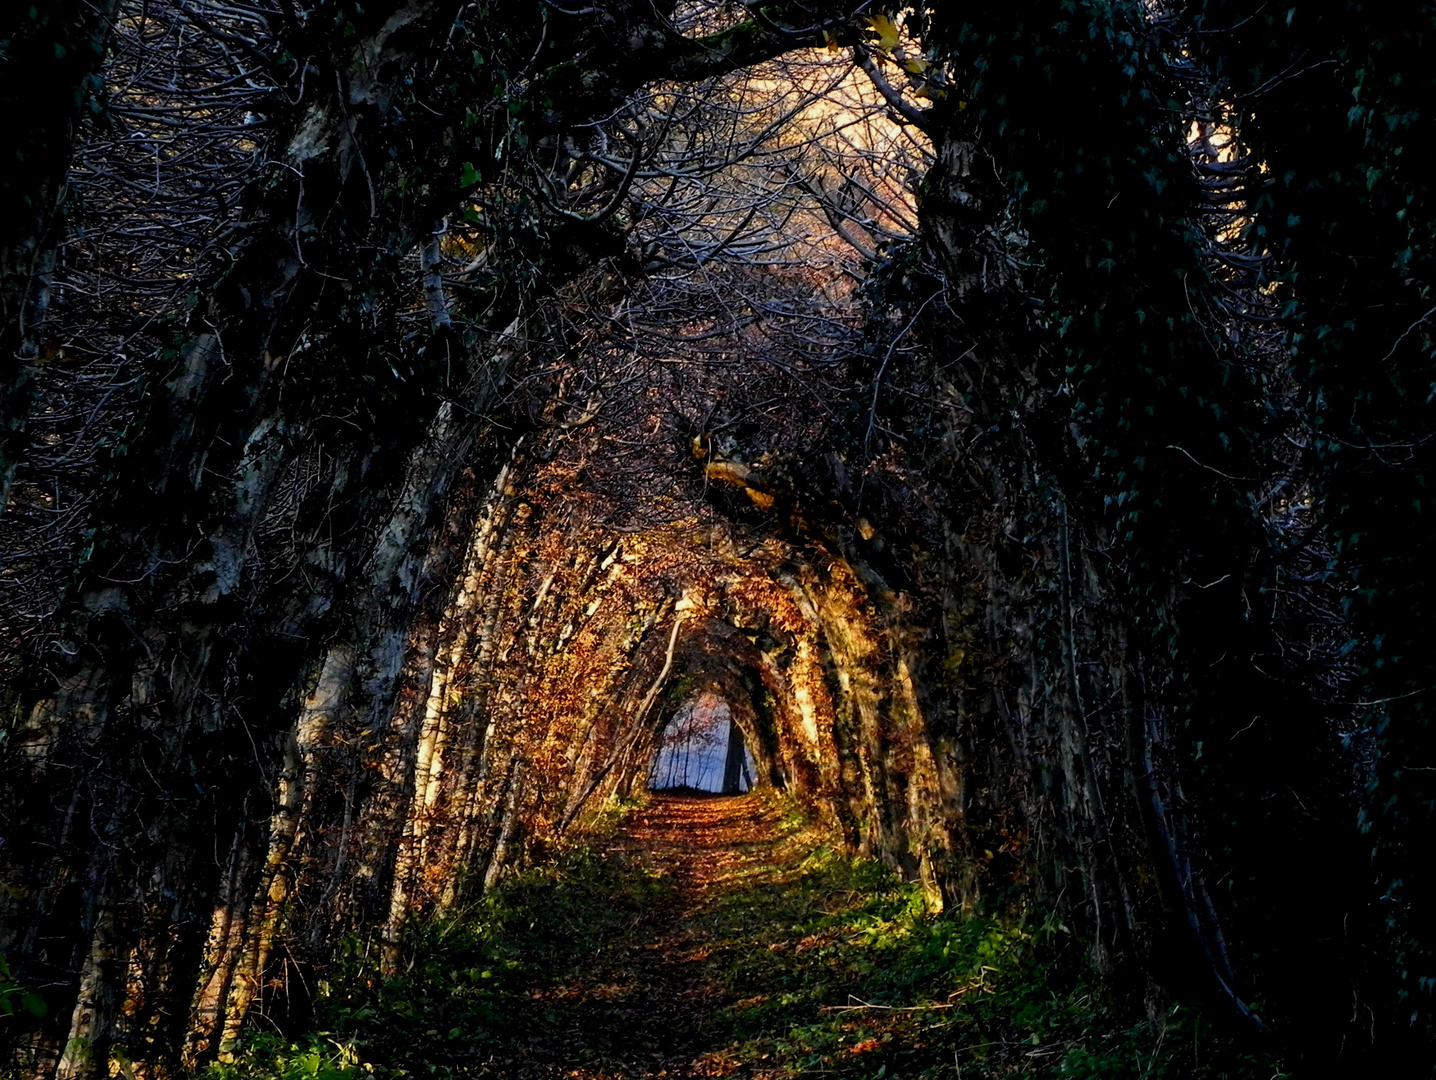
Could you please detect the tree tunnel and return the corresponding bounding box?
[3,1,1428,1075]
[389,451,958,884]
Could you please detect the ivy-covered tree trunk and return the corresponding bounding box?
[1189,1,1436,1058]
[897,0,1421,1062]
[888,0,1300,1040]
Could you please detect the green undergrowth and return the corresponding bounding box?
[694,847,1284,1078]
[210,818,1286,1079]
[208,843,673,1080]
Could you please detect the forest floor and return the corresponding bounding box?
[219,791,1281,1080]
[507,791,819,1077]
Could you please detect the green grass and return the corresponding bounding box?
[688,846,1284,1079]
[209,844,673,1080]
[212,808,1287,1079]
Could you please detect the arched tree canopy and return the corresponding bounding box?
[2,1,1434,1076]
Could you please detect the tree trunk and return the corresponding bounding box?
[720,718,747,794]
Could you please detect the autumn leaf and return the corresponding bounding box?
[868,12,901,53]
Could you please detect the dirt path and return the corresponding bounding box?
[294,791,1270,1080]
[444,790,1273,1080]
[505,793,799,1078]
[618,792,792,898]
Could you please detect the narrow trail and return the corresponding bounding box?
[617,792,791,898]
[508,792,800,1078]
[290,790,1243,1079]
